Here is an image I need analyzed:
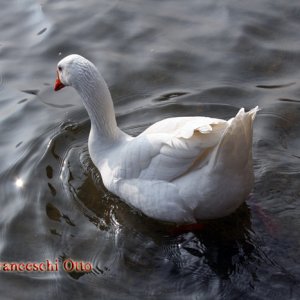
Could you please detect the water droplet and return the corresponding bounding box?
[21,89,39,95]
[48,183,57,196]
[46,165,53,179]
[15,141,23,148]
[17,98,28,104]
[37,27,47,35]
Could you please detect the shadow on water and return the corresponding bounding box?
[35,113,298,299]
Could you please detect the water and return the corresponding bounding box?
[1,0,300,299]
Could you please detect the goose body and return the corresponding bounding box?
[54,54,258,223]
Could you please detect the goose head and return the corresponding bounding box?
[54,54,100,91]
[53,54,120,142]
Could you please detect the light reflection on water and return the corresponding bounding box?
[15,178,24,188]
[0,0,300,299]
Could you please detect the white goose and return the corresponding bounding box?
[54,54,258,224]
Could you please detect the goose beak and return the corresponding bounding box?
[54,71,65,91]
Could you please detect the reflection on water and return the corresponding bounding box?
[1,0,300,299]
[15,178,24,188]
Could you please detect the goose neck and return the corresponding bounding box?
[76,73,120,143]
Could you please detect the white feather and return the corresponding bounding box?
[56,54,259,223]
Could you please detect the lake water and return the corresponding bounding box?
[1,0,300,299]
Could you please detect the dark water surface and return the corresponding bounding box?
[1,0,300,299]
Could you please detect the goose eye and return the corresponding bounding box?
[58,66,62,72]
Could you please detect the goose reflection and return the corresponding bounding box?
[54,141,283,300]
[63,146,258,279]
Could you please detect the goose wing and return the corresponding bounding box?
[117,117,228,182]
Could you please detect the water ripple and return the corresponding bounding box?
[1,0,300,299]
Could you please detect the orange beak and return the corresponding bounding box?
[54,71,65,91]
